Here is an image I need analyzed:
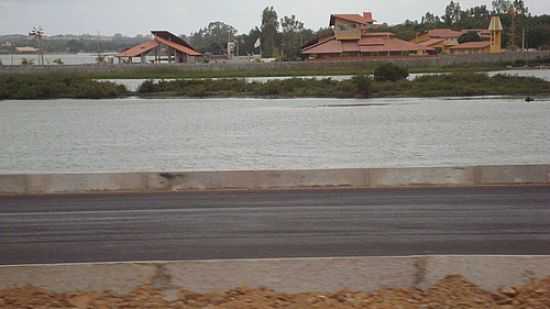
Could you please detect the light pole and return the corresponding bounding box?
[29,26,46,65]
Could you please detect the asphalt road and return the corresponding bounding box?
[1,186,549,265]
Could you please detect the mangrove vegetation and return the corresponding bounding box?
[0,75,128,100]
[137,73,550,98]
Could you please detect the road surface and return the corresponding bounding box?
[1,186,549,265]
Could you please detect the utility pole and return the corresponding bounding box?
[508,8,517,50]
[29,26,45,65]
[523,27,529,67]
[96,31,104,64]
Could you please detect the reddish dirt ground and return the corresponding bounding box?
[1,275,549,309]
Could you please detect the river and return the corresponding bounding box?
[1,97,549,174]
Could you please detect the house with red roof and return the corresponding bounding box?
[116,31,202,64]
[302,11,429,61]
[413,17,503,55]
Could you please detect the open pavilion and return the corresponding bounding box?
[116,31,202,64]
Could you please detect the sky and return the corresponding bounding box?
[0,0,548,36]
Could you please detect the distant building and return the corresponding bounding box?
[15,46,39,53]
[302,11,430,60]
[488,16,504,54]
[413,16,503,55]
[116,31,202,64]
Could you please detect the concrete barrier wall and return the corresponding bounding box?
[0,164,548,195]
[1,256,550,294]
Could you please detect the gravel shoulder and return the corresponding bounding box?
[1,275,549,308]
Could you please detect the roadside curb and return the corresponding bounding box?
[1,256,550,294]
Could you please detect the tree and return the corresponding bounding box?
[280,15,305,60]
[443,1,462,26]
[457,5,490,28]
[492,0,513,14]
[458,31,483,44]
[236,27,262,55]
[261,6,279,58]
[189,21,238,55]
[526,15,550,50]
[421,12,441,27]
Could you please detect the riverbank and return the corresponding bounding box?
[0,75,127,100]
[1,72,549,100]
[136,73,550,99]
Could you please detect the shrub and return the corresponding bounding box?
[458,31,483,44]
[373,63,409,82]
[137,80,158,93]
[53,58,64,65]
[351,75,371,97]
[0,75,128,100]
[513,59,527,67]
[21,58,34,66]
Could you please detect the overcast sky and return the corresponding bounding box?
[0,0,548,36]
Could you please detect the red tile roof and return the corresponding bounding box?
[117,40,159,57]
[330,14,374,26]
[155,36,202,56]
[363,32,394,37]
[360,37,424,53]
[424,29,463,39]
[117,31,202,57]
[450,41,490,49]
[303,37,342,54]
[303,34,426,55]
[417,38,446,47]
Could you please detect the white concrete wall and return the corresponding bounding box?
[0,165,548,195]
[1,256,549,294]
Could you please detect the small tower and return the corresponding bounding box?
[489,16,503,53]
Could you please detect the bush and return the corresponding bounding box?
[0,75,128,100]
[458,31,483,44]
[53,58,64,65]
[21,58,34,66]
[513,59,527,67]
[373,63,409,82]
[351,75,371,97]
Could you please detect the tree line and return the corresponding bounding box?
[1,1,548,58]
[380,0,549,50]
[185,7,327,61]
[187,0,550,60]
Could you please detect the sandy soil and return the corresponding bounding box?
[1,275,549,308]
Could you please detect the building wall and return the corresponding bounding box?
[334,19,362,41]
[450,47,490,55]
